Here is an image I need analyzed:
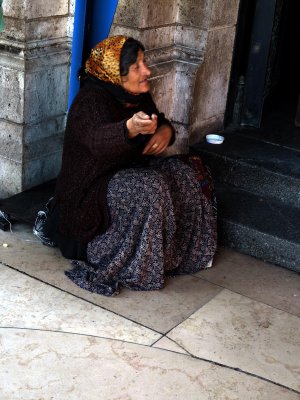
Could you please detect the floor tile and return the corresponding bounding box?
[167,289,300,392]
[0,264,160,345]
[152,336,189,355]
[0,224,222,333]
[195,247,300,316]
[1,328,298,400]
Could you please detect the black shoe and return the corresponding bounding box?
[33,210,57,247]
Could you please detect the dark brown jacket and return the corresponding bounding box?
[48,80,174,258]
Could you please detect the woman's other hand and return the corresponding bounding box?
[142,124,173,155]
[127,112,157,138]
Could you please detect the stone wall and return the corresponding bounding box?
[0,0,74,198]
[189,0,240,142]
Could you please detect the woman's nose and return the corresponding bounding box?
[142,63,151,77]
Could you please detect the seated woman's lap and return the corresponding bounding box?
[87,157,216,275]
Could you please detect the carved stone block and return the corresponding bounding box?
[0,0,73,198]
[190,27,236,141]
[0,64,24,124]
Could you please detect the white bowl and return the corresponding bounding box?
[206,134,224,144]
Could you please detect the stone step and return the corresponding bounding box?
[215,185,300,272]
[192,132,300,208]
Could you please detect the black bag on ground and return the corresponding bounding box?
[33,197,87,261]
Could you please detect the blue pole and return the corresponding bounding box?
[68,0,87,109]
[88,0,119,50]
[68,0,119,109]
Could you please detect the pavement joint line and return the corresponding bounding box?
[0,261,163,337]
[192,274,300,318]
[1,257,299,319]
[151,335,191,355]
[1,263,299,394]
[0,326,160,347]
[1,326,299,395]
[185,351,300,395]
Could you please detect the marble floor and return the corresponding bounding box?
[0,223,299,399]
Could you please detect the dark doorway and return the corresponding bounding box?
[226,0,300,146]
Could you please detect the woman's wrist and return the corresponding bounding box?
[126,118,138,139]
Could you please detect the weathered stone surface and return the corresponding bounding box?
[176,0,212,29]
[2,1,25,19]
[210,0,240,28]
[144,0,177,27]
[109,25,142,42]
[0,17,26,42]
[0,158,22,198]
[174,25,208,51]
[142,25,207,52]
[150,61,198,125]
[146,46,202,71]
[25,46,70,71]
[0,66,24,123]
[24,115,66,144]
[0,0,73,198]
[26,17,69,42]
[151,62,196,125]
[147,62,192,154]
[194,132,300,208]
[190,115,224,144]
[24,64,69,124]
[190,27,236,141]
[24,133,64,163]
[25,1,68,19]
[0,121,23,162]
[23,151,62,190]
[150,62,177,122]
[112,0,147,28]
[3,0,69,19]
[166,122,189,155]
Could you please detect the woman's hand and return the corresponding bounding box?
[142,124,173,155]
[126,112,157,139]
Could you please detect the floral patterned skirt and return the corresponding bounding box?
[65,155,217,296]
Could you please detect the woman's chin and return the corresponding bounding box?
[139,83,150,93]
[124,83,150,95]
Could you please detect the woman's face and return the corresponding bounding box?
[121,50,151,94]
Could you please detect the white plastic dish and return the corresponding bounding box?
[206,134,224,144]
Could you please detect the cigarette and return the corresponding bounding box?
[148,75,164,81]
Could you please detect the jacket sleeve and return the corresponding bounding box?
[66,88,139,159]
[141,93,176,145]
[124,93,176,146]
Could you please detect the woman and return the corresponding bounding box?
[40,35,217,296]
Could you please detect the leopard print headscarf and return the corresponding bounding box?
[85,35,128,86]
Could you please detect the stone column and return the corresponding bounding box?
[110,0,211,154]
[0,0,74,199]
[189,0,240,143]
